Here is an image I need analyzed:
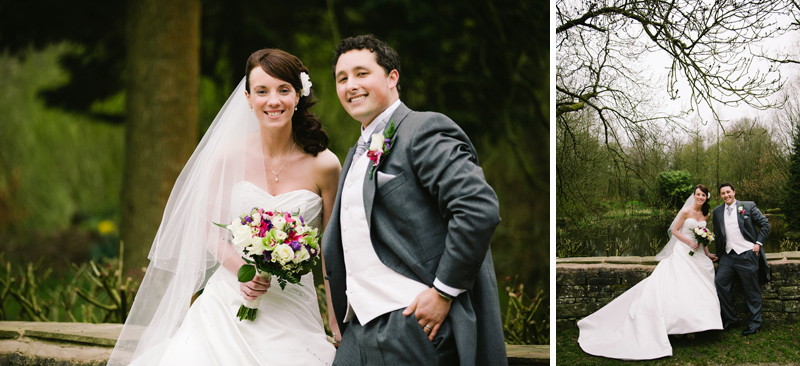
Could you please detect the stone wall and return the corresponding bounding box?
[0,321,549,365]
[556,252,800,328]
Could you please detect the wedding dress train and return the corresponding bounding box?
[577,218,722,360]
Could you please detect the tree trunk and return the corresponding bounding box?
[121,0,200,274]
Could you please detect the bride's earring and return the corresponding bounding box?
[249,105,253,112]
[294,106,298,111]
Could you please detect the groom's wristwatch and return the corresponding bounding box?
[434,286,454,301]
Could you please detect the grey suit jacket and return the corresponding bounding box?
[712,200,771,282]
[322,103,507,365]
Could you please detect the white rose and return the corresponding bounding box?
[231,225,253,250]
[292,246,310,264]
[295,225,308,235]
[272,215,286,229]
[369,134,384,152]
[227,219,243,231]
[251,212,262,224]
[273,244,294,265]
[273,229,288,242]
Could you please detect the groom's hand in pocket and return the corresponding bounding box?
[403,287,452,341]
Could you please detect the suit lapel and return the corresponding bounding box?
[736,202,748,239]
[715,206,726,238]
[362,103,412,227]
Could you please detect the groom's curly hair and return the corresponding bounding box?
[719,182,735,193]
[332,34,402,94]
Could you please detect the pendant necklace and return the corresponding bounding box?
[264,142,296,182]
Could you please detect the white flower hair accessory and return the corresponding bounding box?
[300,72,312,97]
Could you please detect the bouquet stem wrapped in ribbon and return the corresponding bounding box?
[216,208,321,321]
[690,226,715,256]
[237,271,272,320]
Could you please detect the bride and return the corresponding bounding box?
[108,49,341,365]
[578,184,723,360]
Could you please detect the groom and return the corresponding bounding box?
[713,182,770,336]
[322,34,507,365]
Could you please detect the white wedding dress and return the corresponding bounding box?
[133,181,335,365]
[577,218,723,360]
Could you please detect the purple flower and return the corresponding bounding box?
[290,240,301,251]
[264,251,272,262]
[299,215,305,225]
[244,216,252,224]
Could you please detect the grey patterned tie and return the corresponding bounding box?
[727,206,733,216]
[354,119,388,158]
[355,137,369,157]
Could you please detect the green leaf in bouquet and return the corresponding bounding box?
[238,264,256,283]
[212,221,229,229]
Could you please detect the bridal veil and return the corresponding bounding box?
[108,78,268,365]
[654,194,697,261]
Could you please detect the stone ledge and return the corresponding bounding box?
[0,321,549,365]
[506,344,549,365]
[557,251,800,264]
[557,254,800,328]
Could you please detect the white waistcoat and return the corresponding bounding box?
[724,203,752,254]
[339,153,429,325]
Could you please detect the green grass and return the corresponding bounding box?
[556,324,800,365]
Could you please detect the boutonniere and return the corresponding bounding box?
[367,119,396,179]
[738,206,745,215]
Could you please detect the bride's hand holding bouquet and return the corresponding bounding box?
[690,226,715,258]
[216,207,321,321]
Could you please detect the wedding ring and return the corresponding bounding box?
[424,325,433,331]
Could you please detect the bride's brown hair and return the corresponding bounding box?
[695,184,710,216]
[245,49,329,156]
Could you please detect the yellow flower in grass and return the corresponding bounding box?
[98,220,116,235]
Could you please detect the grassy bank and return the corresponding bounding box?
[556,324,800,365]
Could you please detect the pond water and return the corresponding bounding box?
[557,214,788,258]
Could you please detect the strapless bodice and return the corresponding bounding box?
[681,217,707,238]
[230,181,323,229]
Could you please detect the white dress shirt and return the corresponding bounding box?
[724,200,755,254]
[340,100,429,324]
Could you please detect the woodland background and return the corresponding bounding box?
[0,0,548,341]
[556,0,800,259]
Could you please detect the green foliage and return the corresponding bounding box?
[558,116,789,221]
[0,1,547,328]
[783,121,800,232]
[604,238,634,257]
[315,284,334,343]
[502,276,548,345]
[0,255,53,321]
[556,112,615,219]
[649,238,664,256]
[779,239,800,252]
[71,247,138,323]
[237,264,256,283]
[557,322,800,365]
[656,170,694,209]
[556,237,595,258]
[0,45,123,231]
[0,249,138,323]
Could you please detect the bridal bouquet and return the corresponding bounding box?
[216,208,321,320]
[690,226,715,256]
